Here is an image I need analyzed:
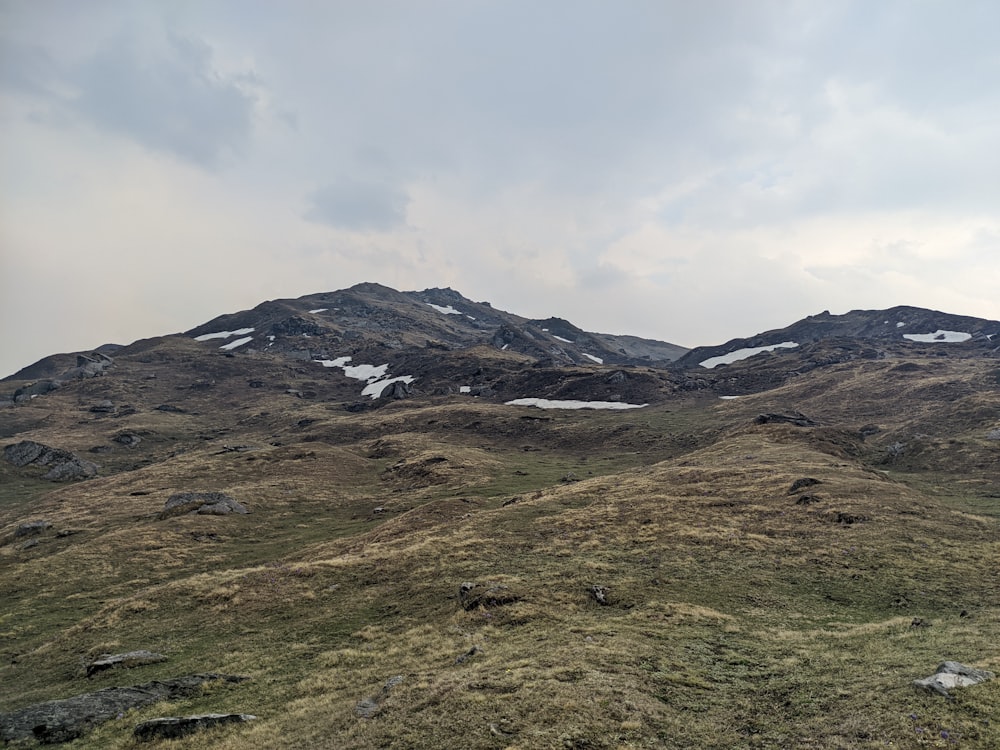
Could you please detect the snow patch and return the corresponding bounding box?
[314,356,414,399]
[220,336,252,351]
[466,315,476,320]
[309,308,328,314]
[719,395,741,400]
[194,327,255,342]
[459,386,471,394]
[902,330,971,343]
[427,303,461,315]
[700,342,799,369]
[896,322,905,328]
[582,353,604,364]
[552,335,572,343]
[505,398,647,411]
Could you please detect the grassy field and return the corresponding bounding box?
[1,355,998,748]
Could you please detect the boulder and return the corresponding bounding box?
[133,713,256,741]
[380,380,411,399]
[987,428,1000,440]
[14,520,51,538]
[86,650,168,678]
[788,477,821,494]
[913,661,995,697]
[89,400,116,414]
[160,492,248,519]
[0,674,247,744]
[3,440,98,481]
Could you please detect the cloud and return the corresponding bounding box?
[64,31,257,167]
[304,179,410,231]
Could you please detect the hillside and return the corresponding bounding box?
[1,288,998,749]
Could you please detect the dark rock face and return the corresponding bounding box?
[0,674,247,744]
[160,493,248,519]
[380,380,411,399]
[3,440,98,481]
[133,713,256,741]
[14,520,51,538]
[86,650,168,678]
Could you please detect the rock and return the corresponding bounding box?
[160,492,248,519]
[113,433,142,447]
[605,371,628,384]
[133,713,256,741]
[795,494,822,505]
[458,581,521,611]
[987,428,1000,440]
[835,512,866,524]
[456,645,481,664]
[788,477,821,494]
[89,400,116,414]
[380,380,411,399]
[858,424,881,438]
[354,675,404,718]
[86,650,168,678]
[590,585,610,605]
[0,673,247,744]
[912,661,995,697]
[755,412,818,427]
[12,380,60,401]
[3,440,98,481]
[155,404,185,413]
[14,520,51,538]
[887,441,906,458]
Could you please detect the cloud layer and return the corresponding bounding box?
[2,1,999,376]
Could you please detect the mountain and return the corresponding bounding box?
[2,288,998,749]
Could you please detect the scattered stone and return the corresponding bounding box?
[755,412,817,427]
[913,661,995,697]
[3,440,98,481]
[160,492,248,519]
[590,585,610,606]
[560,472,579,483]
[887,441,906,458]
[795,494,822,505]
[835,512,866,525]
[458,582,521,611]
[0,673,247,744]
[134,713,256,741]
[788,477,821,494]
[86,651,168,678]
[113,433,142,447]
[456,645,481,664]
[89,400,116,414]
[20,538,39,550]
[910,618,929,628]
[858,424,881,438]
[354,675,404,718]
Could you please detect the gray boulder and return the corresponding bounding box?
[0,673,247,744]
[160,492,248,519]
[458,581,522,611]
[86,650,168,678]
[987,428,1000,440]
[134,713,256,741]
[14,520,51,538]
[913,661,995,697]
[3,440,98,481]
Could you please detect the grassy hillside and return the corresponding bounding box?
[1,353,998,748]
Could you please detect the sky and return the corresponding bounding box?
[2,1,999,378]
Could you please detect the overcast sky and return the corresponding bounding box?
[2,1,999,377]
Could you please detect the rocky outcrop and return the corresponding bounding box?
[160,492,248,519]
[458,581,522,611]
[755,412,818,427]
[87,651,168,678]
[0,674,247,744]
[3,440,98,481]
[133,713,256,741]
[912,661,994,697]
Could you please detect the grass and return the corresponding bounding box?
[1,353,999,748]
